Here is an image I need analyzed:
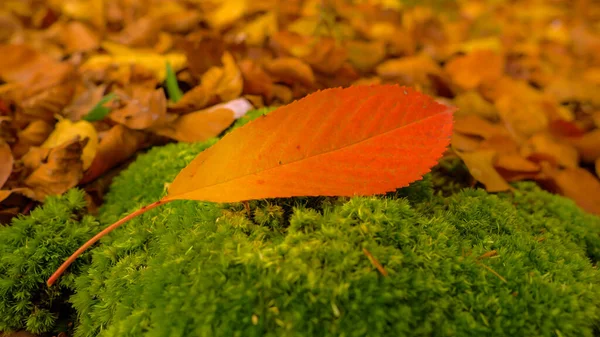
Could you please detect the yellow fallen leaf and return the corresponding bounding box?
[376,55,442,84]
[81,41,186,82]
[206,0,247,30]
[201,52,243,102]
[152,108,235,143]
[445,49,504,90]
[42,119,98,170]
[540,165,600,215]
[241,11,278,46]
[521,133,579,169]
[454,37,502,54]
[455,148,512,192]
[453,90,498,121]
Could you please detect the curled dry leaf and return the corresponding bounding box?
[110,87,168,130]
[201,52,243,103]
[12,120,53,158]
[478,135,520,154]
[24,137,86,201]
[451,132,481,152]
[239,59,274,100]
[264,57,315,87]
[178,33,224,76]
[42,119,98,170]
[81,125,148,184]
[168,85,215,114]
[454,149,512,192]
[445,49,504,90]
[0,139,13,189]
[152,108,235,143]
[494,153,541,172]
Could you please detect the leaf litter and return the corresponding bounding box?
[0,0,599,225]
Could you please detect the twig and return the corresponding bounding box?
[363,248,388,277]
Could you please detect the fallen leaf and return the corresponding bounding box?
[478,135,520,154]
[0,187,35,204]
[12,120,53,158]
[451,132,481,152]
[191,51,244,105]
[540,165,600,215]
[25,137,86,201]
[19,83,75,123]
[495,95,548,138]
[110,16,160,47]
[63,84,107,121]
[42,119,98,170]
[162,10,202,33]
[81,42,186,82]
[206,0,247,30]
[168,85,216,114]
[445,49,504,90]
[165,85,453,202]
[494,153,541,172]
[178,33,224,77]
[239,59,274,101]
[0,44,73,96]
[81,125,148,184]
[109,87,168,130]
[564,129,600,163]
[454,115,509,139]
[264,57,315,87]
[376,54,442,84]
[0,139,13,188]
[520,133,579,169]
[152,108,235,143]
[61,21,100,54]
[596,158,600,178]
[455,149,512,192]
[239,11,278,46]
[452,90,498,121]
[346,40,386,72]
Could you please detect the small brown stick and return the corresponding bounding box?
[477,250,498,260]
[476,261,507,283]
[47,198,172,287]
[242,200,251,216]
[363,248,388,277]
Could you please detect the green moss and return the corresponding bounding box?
[0,189,100,334]
[69,141,600,337]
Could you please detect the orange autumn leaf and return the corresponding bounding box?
[454,149,512,192]
[152,107,235,143]
[48,84,454,286]
[540,165,600,215]
[445,49,504,90]
[0,139,13,189]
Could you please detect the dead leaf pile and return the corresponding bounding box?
[0,0,599,220]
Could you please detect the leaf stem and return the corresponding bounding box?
[47,198,171,287]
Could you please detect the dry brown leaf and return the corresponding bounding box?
[168,85,216,114]
[24,137,86,201]
[19,82,75,123]
[63,84,107,121]
[270,32,347,75]
[178,33,225,77]
[264,57,315,87]
[375,55,442,84]
[239,59,274,101]
[81,125,148,184]
[0,187,35,204]
[152,108,235,143]
[271,84,293,104]
[596,158,600,178]
[201,52,243,102]
[110,87,168,130]
[565,129,600,163]
[12,120,53,158]
[540,165,600,215]
[110,16,161,47]
[455,149,512,192]
[454,115,509,140]
[0,139,13,189]
[62,21,100,54]
[521,133,579,169]
[0,44,73,96]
